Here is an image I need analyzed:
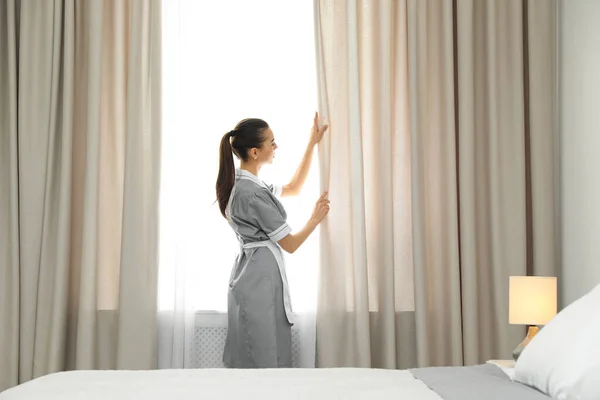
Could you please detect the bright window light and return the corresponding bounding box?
[160,0,319,313]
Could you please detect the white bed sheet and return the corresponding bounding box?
[1,366,518,400]
[1,368,444,400]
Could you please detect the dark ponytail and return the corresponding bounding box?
[216,118,270,218]
[216,132,236,218]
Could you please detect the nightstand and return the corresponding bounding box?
[487,359,515,369]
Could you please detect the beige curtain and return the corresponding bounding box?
[315,0,557,368]
[0,0,161,392]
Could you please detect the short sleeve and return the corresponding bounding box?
[249,191,291,242]
[265,183,283,198]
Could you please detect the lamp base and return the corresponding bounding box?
[512,325,540,361]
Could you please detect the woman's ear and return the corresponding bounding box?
[250,148,258,160]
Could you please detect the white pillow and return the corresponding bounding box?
[514,283,600,400]
[578,363,600,400]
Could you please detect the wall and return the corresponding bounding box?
[559,0,600,306]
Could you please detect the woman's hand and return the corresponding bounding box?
[309,112,328,146]
[281,113,328,198]
[279,191,331,254]
[311,192,331,224]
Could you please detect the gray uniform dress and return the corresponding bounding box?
[223,169,294,368]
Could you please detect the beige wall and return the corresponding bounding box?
[559,0,600,306]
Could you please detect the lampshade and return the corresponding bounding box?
[509,276,557,325]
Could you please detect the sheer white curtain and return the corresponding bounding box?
[159,0,319,368]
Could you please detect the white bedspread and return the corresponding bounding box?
[0,368,444,400]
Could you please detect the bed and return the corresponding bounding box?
[0,363,549,400]
[4,283,598,399]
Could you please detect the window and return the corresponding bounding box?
[159,0,319,314]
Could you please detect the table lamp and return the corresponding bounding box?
[509,276,557,360]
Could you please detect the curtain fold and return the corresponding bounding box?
[0,0,161,392]
[156,0,196,369]
[115,0,161,369]
[0,0,21,390]
[526,0,558,281]
[315,0,418,368]
[315,0,557,368]
[407,0,465,367]
[455,0,529,365]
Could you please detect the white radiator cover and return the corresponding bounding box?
[191,312,302,368]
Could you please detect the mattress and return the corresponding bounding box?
[0,364,548,400]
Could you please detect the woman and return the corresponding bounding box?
[216,114,329,368]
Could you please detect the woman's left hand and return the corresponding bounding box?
[309,111,328,146]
